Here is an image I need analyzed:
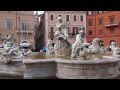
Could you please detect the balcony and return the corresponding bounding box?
[16,29,34,33]
[105,22,119,27]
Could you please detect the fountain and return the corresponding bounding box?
[0,15,118,79]
[23,15,120,79]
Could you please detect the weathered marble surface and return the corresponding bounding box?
[23,59,57,79]
[55,58,120,79]
[71,30,88,58]
[0,61,25,79]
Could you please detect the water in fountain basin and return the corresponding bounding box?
[27,52,112,60]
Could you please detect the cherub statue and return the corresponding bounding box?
[71,30,88,58]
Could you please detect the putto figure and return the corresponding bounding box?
[71,29,88,59]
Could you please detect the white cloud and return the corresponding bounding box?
[38,11,44,14]
[34,11,44,15]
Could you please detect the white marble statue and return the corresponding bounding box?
[47,40,55,54]
[110,42,120,57]
[54,15,71,56]
[88,38,101,54]
[55,15,69,40]
[71,30,89,58]
[0,34,31,64]
[110,42,116,50]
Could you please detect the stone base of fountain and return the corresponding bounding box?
[23,59,57,79]
[55,57,120,79]
[0,60,25,79]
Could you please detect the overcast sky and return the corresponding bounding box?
[38,11,44,15]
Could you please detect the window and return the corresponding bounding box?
[5,19,13,29]
[88,21,92,26]
[87,11,93,15]
[58,15,61,17]
[67,27,70,35]
[99,29,103,34]
[66,15,70,22]
[110,17,114,23]
[50,15,53,20]
[73,27,78,35]
[98,18,103,25]
[20,21,28,30]
[74,15,76,21]
[23,33,27,39]
[50,27,54,32]
[80,15,83,21]
[110,27,114,34]
[89,30,92,35]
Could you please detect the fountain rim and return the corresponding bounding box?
[23,59,55,64]
[23,56,120,64]
[55,56,120,64]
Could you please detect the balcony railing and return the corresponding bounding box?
[105,22,119,27]
[16,29,34,33]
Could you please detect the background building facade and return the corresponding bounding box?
[86,11,120,47]
[45,11,86,45]
[0,11,35,48]
[34,12,45,51]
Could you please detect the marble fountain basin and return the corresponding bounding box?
[55,57,120,79]
[24,53,120,79]
[23,59,57,79]
[0,59,25,79]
